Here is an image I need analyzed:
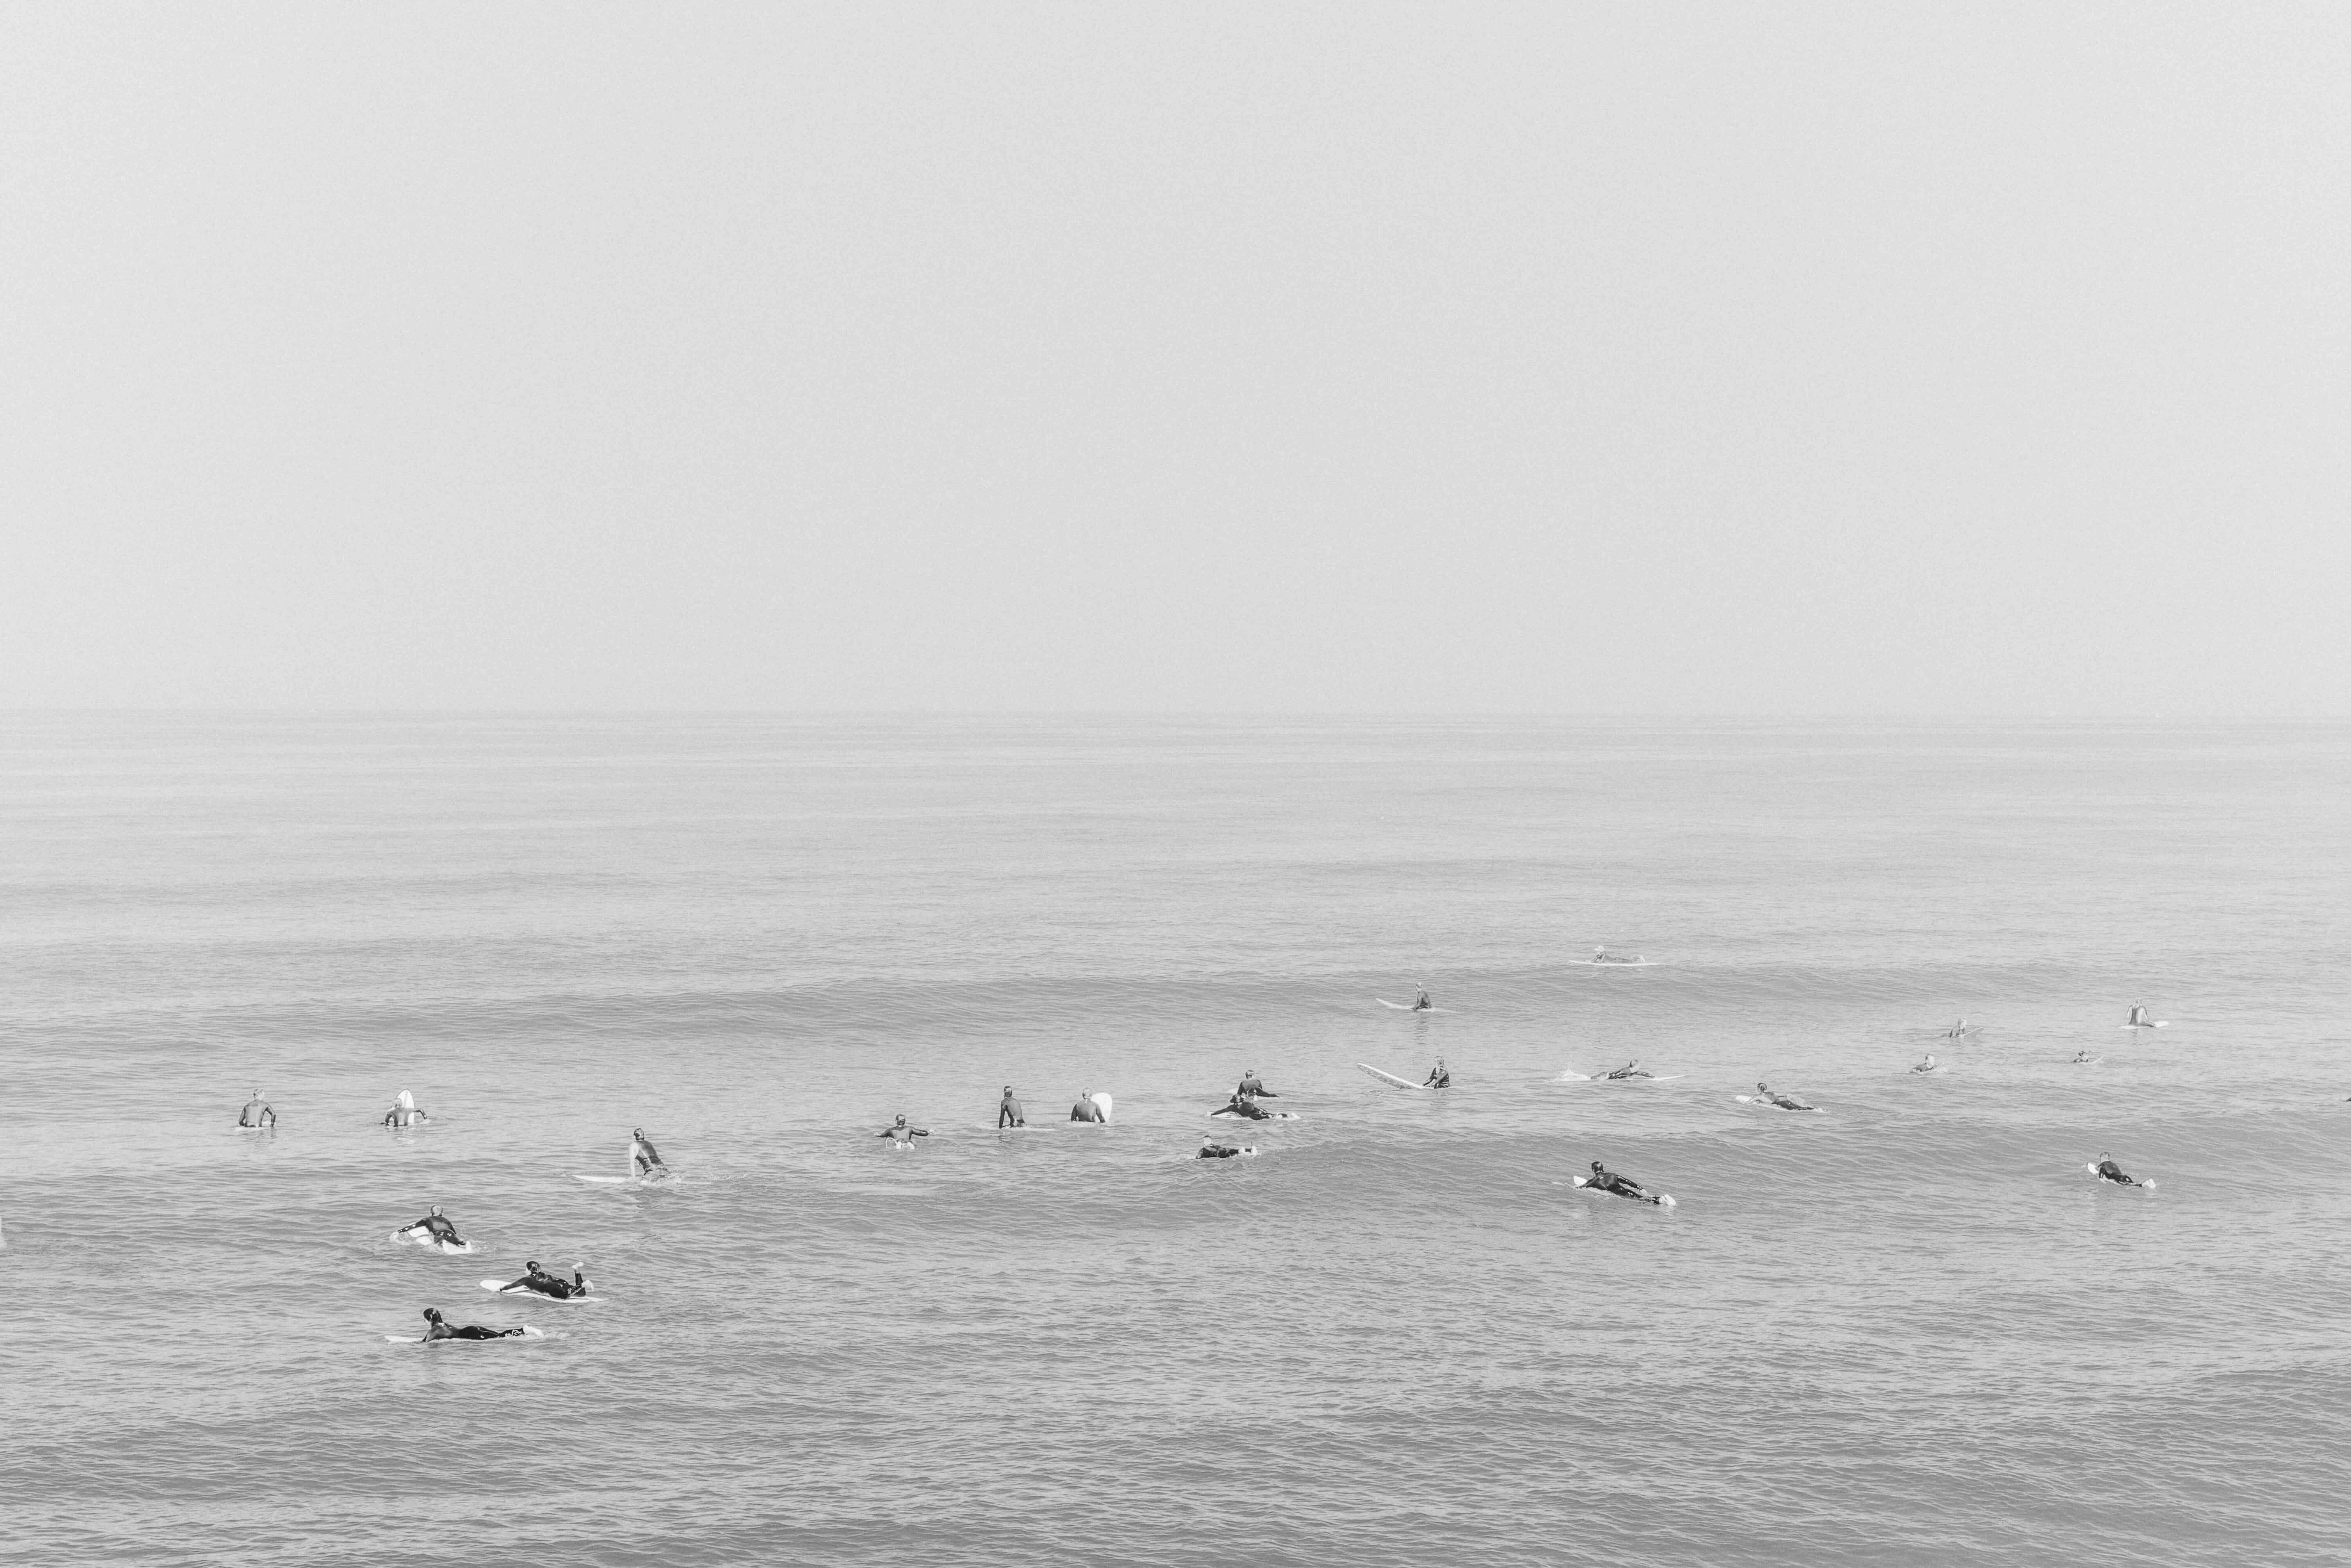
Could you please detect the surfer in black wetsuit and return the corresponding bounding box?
[421,1307,526,1341]
[238,1089,275,1129]
[1602,1060,1650,1081]
[1423,1058,1451,1088]
[998,1086,1025,1128]
[1069,1091,1107,1123]
[629,1129,666,1178]
[1198,1139,1247,1159]
[1212,1093,1272,1120]
[501,1261,589,1298]
[2092,1152,2145,1187]
[1235,1070,1274,1099]
[401,1205,464,1247]
[2071,1050,2099,1065]
[1583,1160,1663,1205]
[1413,984,1432,1011]
[1753,1082,1812,1111]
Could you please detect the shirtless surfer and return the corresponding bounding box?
[1912,1054,1939,1073]
[1211,1093,1272,1120]
[1752,1081,1812,1111]
[420,1307,526,1341]
[381,1090,428,1128]
[629,1128,667,1178]
[2126,1004,2155,1027]
[878,1115,930,1147]
[1069,1090,1107,1123]
[501,1261,590,1299]
[1423,1058,1451,1089]
[2092,1152,2147,1187]
[1235,1070,1275,1099]
[1581,1160,1665,1205]
[997,1086,1026,1128]
[400,1205,464,1248]
[238,1090,276,1129]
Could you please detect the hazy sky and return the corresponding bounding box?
[4,3,2345,713]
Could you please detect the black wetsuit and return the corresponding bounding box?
[508,1270,582,1299]
[1198,1145,1244,1160]
[431,1323,524,1341]
[2095,1160,2139,1186]
[1212,1098,1270,1120]
[1586,1170,1654,1203]
[1424,1070,1450,1088]
[1236,1077,1273,1098]
[412,1215,460,1244]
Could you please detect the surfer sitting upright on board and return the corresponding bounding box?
[1212,1093,1272,1120]
[1069,1090,1106,1123]
[1423,1058,1451,1088]
[1583,1161,1663,1205]
[1235,1070,1274,1099]
[2092,1152,2146,1187]
[630,1128,667,1178]
[879,1115,930,1147]
[382,1090,427,1128]
[238,1089,275,1129]
[1412,984,1432,1011]
[1602,1060,1650,1081]
[1753,1082,1812,1111]
[998,1086,1025,1128]
[2126,1004,2154,1027]
[1912,1054,1938,1073]
[401,1205,464,1247]
[421,1308,525,1341]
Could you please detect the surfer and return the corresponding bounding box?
[878,1115,931,1147]
[1069,1090,1107,1123]
[629,1128,667,1178]
[1753,1082,1812,1111]
[997,1086,1026,1128]
[1423,1058,1451,1089]
[381,1090,428,1128]
[1413,984,1432,1011]
[2071,1050,2099,1064]
[1601,1060,1651,1081]
[1235,1070,1275,1099]
[2092,1152,2146,1187]
[238,1089,276,1129]
[1211,1093,1273,1120]
[1198,1139,1247,1160]
[1943,1018,1972,1040]
[501,1261,589,1299]
[1582,1160,1664,1205]
[400,1205,464,1248]
[1912,1054,1939,1073]
[2126,1004,2154,1027]
[421,1307,526,1342]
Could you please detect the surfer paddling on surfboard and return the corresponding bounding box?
[1211,1093,1273,1120]
[1198,1139,1250,1159]
[997,1086,1025,1128]
[238,1089,275,1129]
[1580,1161,1666,1205]
[2091,1152,2148,1187]
[1600,1060,1651,1081]
[878,1115,931,1147]
[420,1307,526,1341]
[1423,1058,1451,1088]
[500,1261,590,1299]
[400,1205,465,1248]
[1752,1082,1813,1111]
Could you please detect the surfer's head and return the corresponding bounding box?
[894,1115,906,1126]
[1590,1161,1604,1173]
[429,1205,442,1217]
[526,1260,540,1272]
[423,1308,442,1323]
[1757,1082,1768,1092]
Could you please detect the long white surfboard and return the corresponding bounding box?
[1356,1063,1435,1091]
[386,1325,548,1344]
[1376,999,1447,1012]
[1572,1175,1676,1207]
[480,1279,600,1302]
[2086,1163,2157,1189]
[1734,1095,1824,1113]
[391,1228,476,1254]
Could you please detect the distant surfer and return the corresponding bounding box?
[1070,1090,1107,1123]
[381,1090,428,1128]
[1943,1018,1971,1040]
[1413,983,1432,1011]
[1423,1058,1451,1089]
[2126,1004,2155,1028]
[1582,1160,1664,1205]
[1753,1081,1812,1111]
[1601,1060,1650,1081]
[400,1205,465,1248]
[1235,1070,1275,1099]
[421,1307,525,1342]
[878,1115,931,1147]
[997,1086,1026,1128]
[1198,1139,1247,1160]
[1211,1093,1273,1120]
[2071,1050,2099,1065]
[629,1128,667,1178]
[2092,1152,2146,1187]
[238,1089,276,1129]
[501,1261,590,1299]
[1912,1054,1939,1073]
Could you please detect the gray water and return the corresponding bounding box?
[5,716,2348,1566]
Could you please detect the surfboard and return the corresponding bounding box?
[386,1325,548,1344]
[1376,999,1447,1012]
[2086,1162,2157,1189]
[391,1229,476,1254]
[1208,1108,1299,1120]
[574,1172,674,1186]
[1572,1175,1676,1207]
[1578,958,1653,967]
[235,1124,273,1133]
[1090,1092,1113,1121]
[1569,1072,1685,1083]
[2118,1022,2170,1030]
[481,1279,598,1302]
[1356,1063,1436,1091]
[1734,1096,1823,1113]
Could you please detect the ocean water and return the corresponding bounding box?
[5,716,2348,1567]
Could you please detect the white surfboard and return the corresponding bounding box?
[1376,998,1447,1012]
[1208,1108,1299,1120]
[1573,1072,1685,1084]
[1090,1091,1113,1121]
[1734,1096,1824,1113]
[386,1324,548,1344]
[2118,1021,2170,1030]
[1578,958,1653,967]
[1356,1063,1436,1091]
[1572,1175,1676,1207]
[2086,1162,2156,1189]
[391,1228,476,1254]
[481,1279,598,1302]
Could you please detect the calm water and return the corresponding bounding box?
[5,716,2348,1566]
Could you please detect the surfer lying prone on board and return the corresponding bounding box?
[1601,1061,1651,1081]
[1235,1070,1275,1099]
[1198,1140,1250,1159]
[1582,1161,1665,1205]
[401,1206,464,1247]
[502,1262,590,1299]
[421,1307,526,1341]
[1211,1093,1273,1120]
[238,1090,276,1129]
[1753,1082,1812,1111]
[1423,1058,1451,1088]
[998,1086,1026,1127]
[879,1116,931,1146]
[2092,1153,2147,1187]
